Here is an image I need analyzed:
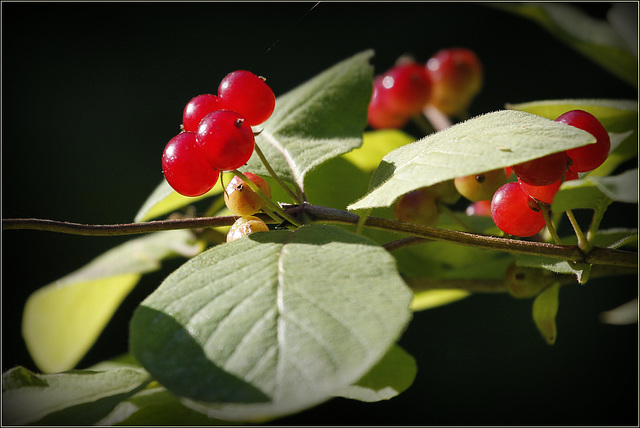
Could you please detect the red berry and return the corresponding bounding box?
[394,187,440,226]
[554,110,611,172]
[425,48,483,117]
[195,110,255,171]
[454,168,507,202]
[512,151,568,186]
[517,177,562,205]
[224,172,272,216]
[182,94,222,133]
[217,70,276,126]
[367,76,411,129]
[162,132,220,197]
[491,182,546,237]
[466,199,492,216]
[377,61,432,116]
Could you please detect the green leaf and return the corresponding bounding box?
[348,110,596,211]
[334,344,417,402]
[242,50,374,189]
[506,98,638,177]
[553,168,638,212]
[410,289,471,312]
[23,230,204,373]
[129,224,413,422]
[532,282,561,345]
[494,3,638,87]
[2,366,150,425]
[97,384,232,426]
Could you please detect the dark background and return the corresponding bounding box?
[2,2,637,425]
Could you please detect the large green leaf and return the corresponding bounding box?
[494,3,638,87]
[553,168,638,212]
[348,110,596,211]
[129,224,413,421]
[241,50,374,189]
[22,230,204,373]
[2,366,150,425]
[506,98,638,177]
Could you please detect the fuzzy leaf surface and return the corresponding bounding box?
[129,224,412,421]
[2,366,150,425]
[22,230,203,373]
[507,98,638,176]
[348,110,596,211]
[242,50,374,189]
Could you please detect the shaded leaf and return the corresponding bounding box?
[129,224,412,421]
[23,230,203,373]
[334,344,417,402]
[348,110,595,211]
[410,289,471,312]
[494,3,638,87]
[532,282,561,345]
[2,366,150,425]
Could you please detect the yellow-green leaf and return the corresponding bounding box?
[532,283,561,345]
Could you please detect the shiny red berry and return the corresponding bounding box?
[218,70,276,126]
[367,76,411,129]
[182,94,222,132]
[162,132,220,197]
[555,110,611,173]
[377,61,432,116]
[195,110,255,171]
[512,151,569,186]
[491,182,546,237]
[425,48,483,117]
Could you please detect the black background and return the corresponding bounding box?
[2,2,638,426]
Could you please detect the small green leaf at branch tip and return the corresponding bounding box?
[533,282,561,345]
[348,109,596,211]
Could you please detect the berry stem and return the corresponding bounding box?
[538,202,562,245]
[565,209,588,251]
[585,199,611,253]
[230,170,302,227]
[422,104,452,131]
[253,142,304,204]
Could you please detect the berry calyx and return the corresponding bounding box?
[491,182,546,237]
[512,151,569,186]
[224,172,272,216]
[227,216,270,242]
[454,168,507,202]
[218,70,276,126]
[394,187,440,226]
[555,109,611,173]
[425,48,483,117]
[195,110,255,171]
[162,132,220,197]
[182,94,222,133]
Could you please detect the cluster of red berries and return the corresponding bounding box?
[161,70,276,197]
[489,109,610,237]
[395,109,611,238]
[368,48,483,129]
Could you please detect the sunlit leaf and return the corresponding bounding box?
[506,98,638,176]
[242,50,374,189]
[129,224,412,421]
[2,366,150,425]
[348,110,595,211]
[23,230,204,373]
